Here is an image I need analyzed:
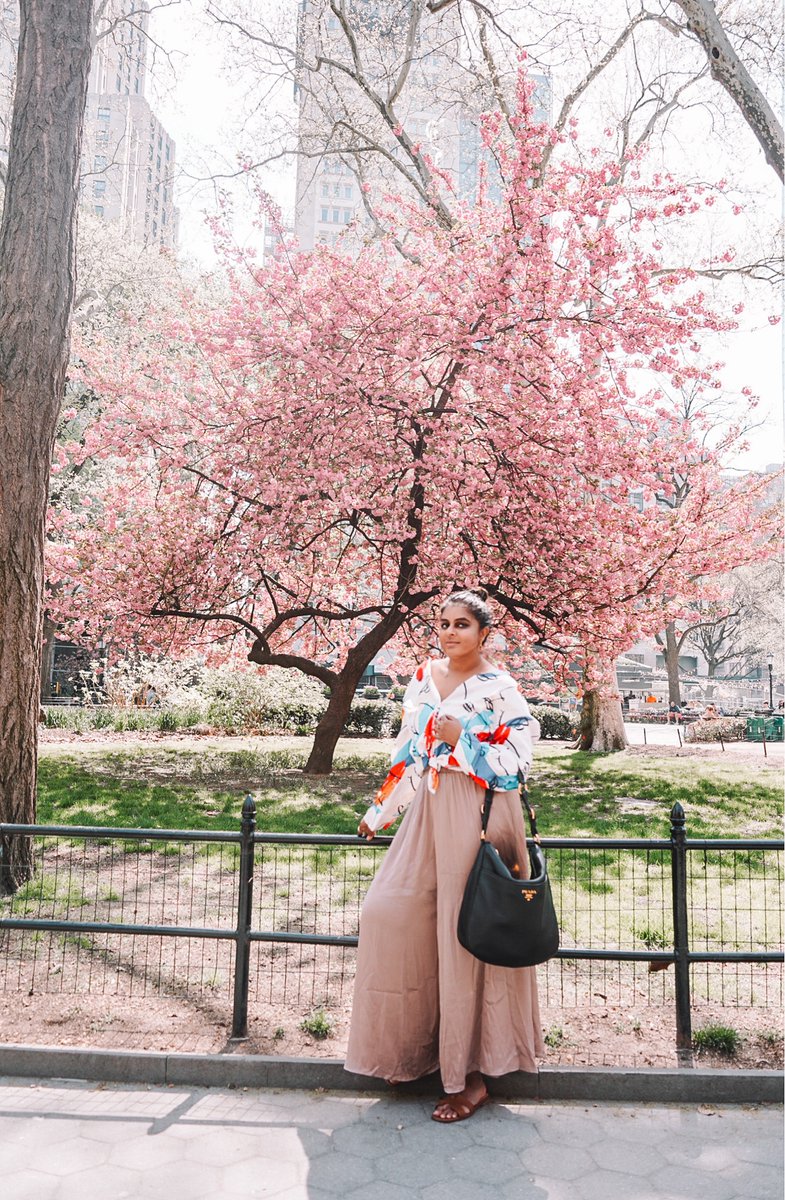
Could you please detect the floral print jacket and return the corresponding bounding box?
[361,660,540,833]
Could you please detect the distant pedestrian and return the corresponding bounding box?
[145,685,159,707]
[667,701,682,725]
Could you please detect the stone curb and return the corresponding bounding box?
[1,1044,782,1103]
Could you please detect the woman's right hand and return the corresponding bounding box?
[357,818,376,841]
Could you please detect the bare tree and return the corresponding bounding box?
[0,0,95,893]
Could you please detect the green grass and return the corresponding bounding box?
[692,1024,741,1056]
[36,738,782,839]
[300,1007,333,1040]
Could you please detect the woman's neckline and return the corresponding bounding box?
[427,658,498,704]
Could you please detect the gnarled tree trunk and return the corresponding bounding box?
[575,658,628,752]
[0,0,94,893]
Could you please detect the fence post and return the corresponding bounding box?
[231,793,256,1040]
[670,801,693,1067]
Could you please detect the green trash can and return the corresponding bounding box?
[746,717,765,742]
[764,715,784,742]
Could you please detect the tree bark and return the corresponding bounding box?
[671,0,783,181]
[40,614,56,701]
[0,0,94,894]
[304,666,366,775]
[576,660,628,752]
[662,621,682,706]
[304,613,410,774]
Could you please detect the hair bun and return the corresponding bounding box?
[467,587,488,602]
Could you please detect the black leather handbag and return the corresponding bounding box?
[457,782,559,968]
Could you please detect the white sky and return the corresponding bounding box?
[147,3,784,473]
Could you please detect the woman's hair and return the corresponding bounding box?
[440,587,493,631]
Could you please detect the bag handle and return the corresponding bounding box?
[479,776,540,844]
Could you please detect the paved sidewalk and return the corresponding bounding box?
[0,1076,781,1200]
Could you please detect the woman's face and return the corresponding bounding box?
[438,604,486,660]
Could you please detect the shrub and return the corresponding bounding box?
[300,1008,333,1040]
[345,700,392,738]
[530,705,576,740]
[692,1025,740,1056]
[362,686,380,699]
[684,717,746,743]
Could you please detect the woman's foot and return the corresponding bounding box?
[431,1072,489,1123]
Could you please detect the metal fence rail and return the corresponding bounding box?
[1,799,782,1065]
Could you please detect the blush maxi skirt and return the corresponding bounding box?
[345,771,544,1093]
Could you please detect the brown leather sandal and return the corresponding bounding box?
[431,1090,490,1123]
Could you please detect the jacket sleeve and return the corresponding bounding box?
[360,677,423,833]
[451,683,537,789]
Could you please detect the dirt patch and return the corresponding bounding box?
[1,978,781,1072]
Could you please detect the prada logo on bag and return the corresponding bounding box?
[521,889,536,901]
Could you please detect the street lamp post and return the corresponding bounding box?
[766,652,774,711]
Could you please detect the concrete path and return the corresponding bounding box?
[0,1076,781,1200]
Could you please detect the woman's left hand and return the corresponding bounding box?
[433,714,462,747]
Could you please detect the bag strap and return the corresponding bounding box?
[479,788,494,840]
[479,777,540,844]
[520,777,540,843]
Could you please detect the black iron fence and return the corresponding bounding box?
[0,799,782,1065]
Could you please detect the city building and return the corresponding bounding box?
[0,1,178,250]
[83,1,178,249]
[292,1,549,252]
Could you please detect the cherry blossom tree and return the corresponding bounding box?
[48,74,776,769]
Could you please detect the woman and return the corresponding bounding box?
[345,588,543,1123]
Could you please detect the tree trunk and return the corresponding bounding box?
[304,667,366,774]
[40,614,56,701]
[575,659,628,752]
[0,0,94,894]
[671,0,784,182]
[662,621,682,706]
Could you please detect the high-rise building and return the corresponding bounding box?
[292,1,550,252]
[84,2,178,249]
[293,0,463,252]
[0,1,178,250]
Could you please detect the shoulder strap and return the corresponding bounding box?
[480,788,494,840]
[520,777,540,843]
[480,778,540,842]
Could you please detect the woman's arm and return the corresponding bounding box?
[358,673,424,837]
[450,685,537,789]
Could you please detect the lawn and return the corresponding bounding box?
[36,736,783,839]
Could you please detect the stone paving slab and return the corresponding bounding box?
[0,1076,781,1200]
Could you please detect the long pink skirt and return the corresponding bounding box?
[345,771,544,1093]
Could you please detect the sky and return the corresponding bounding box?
[147,2,783,473]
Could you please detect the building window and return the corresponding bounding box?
[321,184,329,197]
[93,180,106,196]
[134,77,139,93]
[152,220,158,235]
[320,207,328,222]
[97,106,110,122]
[94,205,104,217]
[333,183,340,196]
[344,185,352,199]
[115,74,122,91]
[343,209,351,223]
[93,155,107,171]
[166,143,170,161]
[332,208,339,223]
[156,156,161,170]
